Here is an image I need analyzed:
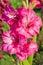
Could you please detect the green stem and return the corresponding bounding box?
[17,60,20,65]
[22,1,27,8]
[20,61,22,65]
[28,35,37,65]
[23,59,30,65]
[28,55,34,65]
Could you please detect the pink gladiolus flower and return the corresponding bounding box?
[2,31,27,54]
[30,0,42,8]
[2,31,19,54]
[2,4,42,38]
[2,4,18,26]
[2,31,38,60]
[1,5,41,61]
[2,5,42,38]
[15,7,42,38]
[16,42,38,60]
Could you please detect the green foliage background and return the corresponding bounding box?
[0,0,43,65]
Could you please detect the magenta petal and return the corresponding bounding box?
[2,31,13,44]
[2,4,18,26]
[28,42,38,56]
[2,14,9,22]
[5,4,17,14]
[15,8,42,38]
[2,43,8,52]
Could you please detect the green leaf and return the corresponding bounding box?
[10,0,22,9]
[1,54,15,65]
[34,9,41,17]
[2,22,10,32]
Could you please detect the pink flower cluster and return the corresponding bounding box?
[2,4,42,60]
[30,0,42,8]
[2,31,38,60]
[2,5,42,38]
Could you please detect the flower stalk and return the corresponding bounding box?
[23,59,30,65]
